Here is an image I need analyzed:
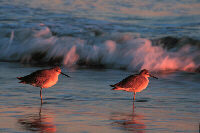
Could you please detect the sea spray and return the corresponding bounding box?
[0,27,199,72]
[63,46,79,66]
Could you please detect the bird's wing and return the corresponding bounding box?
[19,70,51,85]
[115,75,144,89]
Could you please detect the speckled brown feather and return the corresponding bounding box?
[109,69,158,94]
[17,69,51,86]
[111,74,148,92]
[17,66,70,103]
[17,66,63,89]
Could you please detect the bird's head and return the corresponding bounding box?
[52,66,70,77]
[140,69,158,79]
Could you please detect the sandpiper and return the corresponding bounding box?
[17,66,70,103]
[110,69,158,100]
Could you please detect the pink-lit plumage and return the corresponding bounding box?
[110,69,158,100]
[17,66,70,103]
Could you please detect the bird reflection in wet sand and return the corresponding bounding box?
[111,111,146,133]
[18,104,56,133]
[110,69,157,108]
[17,66,70,103]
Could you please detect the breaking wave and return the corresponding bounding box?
[0,26,199,73]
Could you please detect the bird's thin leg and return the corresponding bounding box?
[132,92,136,110]
[40,88,42,99]
[40,88,43,104]
[133,99,135,110]
[133,92,136,101]
[39,103,42,116]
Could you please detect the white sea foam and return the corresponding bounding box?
[0,27,199,72]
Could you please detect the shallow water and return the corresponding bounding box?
[0,62,199,132]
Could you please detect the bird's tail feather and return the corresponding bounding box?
[18,81,25,84]
[111,87,126,91]
[111,88,116,90]
[17,77,25,84]
[110,85,118,90]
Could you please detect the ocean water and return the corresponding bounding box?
[0,0,200,132]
